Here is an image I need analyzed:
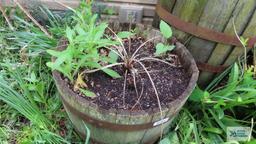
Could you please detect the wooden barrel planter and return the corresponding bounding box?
[154,0,256,87]
[52,24,199,144]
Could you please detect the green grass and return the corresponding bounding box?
[0,6,84,143]
[159,63,256,144]
[0,2,255,144]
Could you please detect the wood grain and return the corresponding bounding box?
[171,0,207,42]
[187,0,239,63]
[152,0,176,28]
[199,0,256,86]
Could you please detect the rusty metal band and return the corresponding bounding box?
[61,96,168,132]
[196,62,227,73]
[156,2,256,73]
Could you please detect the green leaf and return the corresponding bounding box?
[79,89,97,98]
[189,86,205,102]
[155,43,175,56]
[66,26,74,43]
[83,122,90,144]
[75,24,86,35]
[109,50,119,64]
[240,36,249,46]
[94,23,108,40]
[24,72,38,83]
[102,68,121,78]
[46,49,61,57]
[160,20,172,39]
[117,31,134,39]
[203,127,223,134]
[215,107,224,119]
[228,63,239,84]
[159,138,171,144]
[246,140,256,144]
[168,132,180,144]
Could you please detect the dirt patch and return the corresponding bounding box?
[63,37,191,110]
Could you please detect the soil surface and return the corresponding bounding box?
[63,37,191,110]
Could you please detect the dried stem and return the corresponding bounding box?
[128,18,132,54]
[81,62,124,74]
[54,0,75,11]
[131,78,144,110]
[248,118,254,141]
[0,4,14,30]
[131,36,161,60]
[131,69,139,97]
[107,27,128,57]
[139,57,178,67]
[104,46,124,60]
[232,18,247,72]
[14,0,52,38]
[122,70,128,107]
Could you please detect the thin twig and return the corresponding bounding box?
[232,17,247,71]
[14,0,52,38]
[122,70,128,107]
[248,118,254,141]
[104,46,124,60]
[107,27,128,57]
[54,0,75,12]
[131,74,144,110]
[139,57,179,67]
[128,18,132,54]
[0,4,14,30]
[81,62,124,74]
[131,69,139,97]
[131,36,161,60]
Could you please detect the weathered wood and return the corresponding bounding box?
[101,15,154,25]
[187,0,238,64]
[0,0,156,26]
[96,1,156,17]
[152,0,176,28]
[140,107,170,143]
[102,0,157,5]
[123,110,153,143]
[0,0,156,16]
[224,10,256,66]
[171,0,207,42]
[199,0,256,86]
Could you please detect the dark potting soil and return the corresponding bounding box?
[64,37,191,111]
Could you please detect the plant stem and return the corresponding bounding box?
[14,0,52,38]
[81,62,124,74]
[232,18,247,72]
[131,36,161,60]
[123,70,128,107]
[0,4,14,30]
[139,57,178,67]
[107,27,128,57]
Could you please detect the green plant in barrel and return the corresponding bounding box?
[46,1,176,101]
